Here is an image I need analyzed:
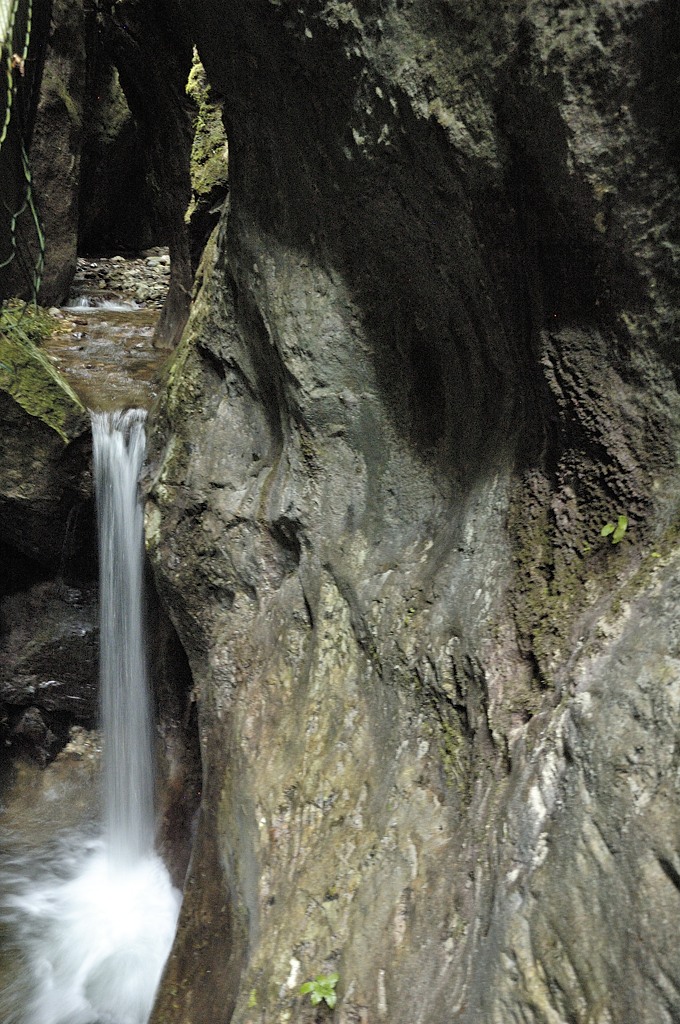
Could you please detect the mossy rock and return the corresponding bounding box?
[185,51,229,224]
[0,303,88,442]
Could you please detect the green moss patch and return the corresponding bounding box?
[0,302,88,442]
[185,50,229,222]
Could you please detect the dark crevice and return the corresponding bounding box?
[147,564,202,888]
[270,515,303,572]
[657,855,680,896]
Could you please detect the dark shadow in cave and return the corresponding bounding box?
[75,1,196,348]
[146,564,202,888]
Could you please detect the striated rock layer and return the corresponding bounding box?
[147,2,680,1022]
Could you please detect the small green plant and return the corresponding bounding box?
[300,973,339,1010]
[601,514,628,545]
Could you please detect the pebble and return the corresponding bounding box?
[69,247,171,308]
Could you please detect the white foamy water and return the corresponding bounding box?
[0,411,180,1024]
[1,839,180,1024]
[65,296,141,311]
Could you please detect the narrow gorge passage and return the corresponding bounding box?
[3,1,680,1022]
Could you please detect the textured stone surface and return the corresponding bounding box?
[0,579,98,762]
[0,319,90,565]
[30,0,89,306]
[143,1,680,1021]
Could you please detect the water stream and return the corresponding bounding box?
[41,305,163,412]
[0,411,180,1024]
[94,410,154,864]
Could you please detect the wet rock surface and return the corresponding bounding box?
[0,579,98,763]
[0,727,101,842]
[145,2,680,1023]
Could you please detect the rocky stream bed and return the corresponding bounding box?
[39,249,171,411]
[69,249,171,309]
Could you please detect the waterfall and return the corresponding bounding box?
[0,410,180,1024]
[92,409,154,864]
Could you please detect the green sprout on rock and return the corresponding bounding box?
[601,514,628,545]
[300,973,339,1010]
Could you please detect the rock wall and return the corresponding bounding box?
[29,0,89,306]
[78,57,165,255]
[0,310,94,763]
[145,1,680,1022]
[185,51,229,270]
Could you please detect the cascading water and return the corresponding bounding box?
[0,410,180,1024]
[94,409,154,864]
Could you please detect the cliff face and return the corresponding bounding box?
[147,2,680,1022]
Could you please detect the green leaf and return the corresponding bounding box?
[600,522,615,538]
[301,971,340,1009]
[612,515,628,544]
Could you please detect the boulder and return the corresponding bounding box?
[0,308,91,564]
